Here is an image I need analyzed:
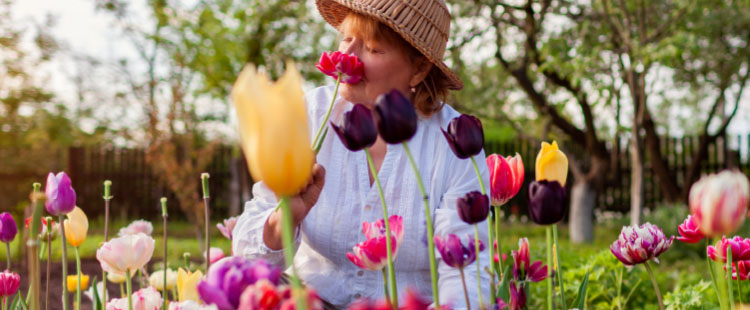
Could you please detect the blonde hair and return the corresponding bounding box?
[340,13,451,117]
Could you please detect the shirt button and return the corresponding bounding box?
[357,270,364,276]
[354,293,361,299]
[364,205,372,211]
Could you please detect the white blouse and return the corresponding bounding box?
[232,85,491,309]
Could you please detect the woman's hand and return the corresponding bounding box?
[263,164,326,250]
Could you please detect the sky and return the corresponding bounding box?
[12,0,750,156]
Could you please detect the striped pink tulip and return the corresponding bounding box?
[689,170,750,237]
[487,153,524,206]
[610,223,674,266]
[0,271,20,297]
[707,236,750,263]
[346,215,404,270]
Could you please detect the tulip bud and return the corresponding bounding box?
[535,141,568,186]
[442,114,484,159]
[66,274,90,292]
[331,104,378,151]
[528,180,567,225]
[0,212,17,243]
[374,89,418,144]
[44,172,77,216]
[64,207,88,247]
[456,191,490,224]
[689,170,750,237]
[487,153,525,206]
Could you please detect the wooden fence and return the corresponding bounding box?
[1,134,748,221]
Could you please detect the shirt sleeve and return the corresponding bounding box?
[433,150,492,310]
[231,180,301,268]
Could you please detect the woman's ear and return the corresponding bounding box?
[409,57,433,87]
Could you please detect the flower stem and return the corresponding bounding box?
[553,224,566,310]
[643,261,664,310]
[495,206,504,280]
[470,157,487,195]
[126,269,133,310]
[487,216,496,302]
[103,181,112,307]
[736,273,742,304]
[5,242,10,270]
[546,226,553,310]
[161,197,168,310]
[59,214,69,310]
[402,142,440,308]
[74,247,82,310]
[279,196,308,310]
[727,247,735,310]
[382,268,391,302]
[201,173,211,272]
[312,73,341,151]
[46,229,51,310]
[706,238,726,310]
[366,148,398,309]
[471,156,493,304]
[119,283,124,299]
[459,267,471,310]
[473,225,485,309]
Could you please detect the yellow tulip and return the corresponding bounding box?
[177,268,203,302]
[66,274,89,292]
[64,207,88,247]
[535,141,568,186]
[231,62,314,196]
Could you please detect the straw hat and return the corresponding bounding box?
[315,0,463,90]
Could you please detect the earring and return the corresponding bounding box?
[410,86,416,93]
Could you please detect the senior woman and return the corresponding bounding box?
[232,0,491,308]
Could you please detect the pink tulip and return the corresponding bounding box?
[96,233,155,276]
[511,238,548,283]
[169,300,218,310]
[106,287,162,310]
[707,236,750,263]
[204,247,225,265]
[676,215,704,243]
[689,170,750,237]
[347,215,404,271]
[0,271,20,297]
[728,260,750,280]
[315,51,364,84]
[487,153,525,207]
[610,223,674,266]
[217,216,238,241]
[118,219,153,236]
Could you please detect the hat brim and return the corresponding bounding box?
[315,0,464,90]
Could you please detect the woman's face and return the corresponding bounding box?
[337,25,416,107]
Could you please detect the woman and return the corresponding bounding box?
[233,0,490,308]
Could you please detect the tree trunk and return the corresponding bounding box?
[630,111,645,226]
[569,180,597,243]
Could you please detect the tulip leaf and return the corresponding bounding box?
[10,291,28,310]
[93,276,102,310]
[497,265,512,304]
[570,269,590,309]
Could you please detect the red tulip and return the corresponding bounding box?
[315,51,364,84]
[487,153,524,207]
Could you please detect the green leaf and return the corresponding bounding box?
[93,276,102,310]
[570,269,590,309]
[497,265,512,304]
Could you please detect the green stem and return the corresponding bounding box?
[365,148,398,309]
[126,269,132,310]
[163,214,168,310]
[402,142,440,308]
[553,224,566,310]
[203,196,211,272]
[459,267,471,310]
[495,206,504,281]
[279,197,307,310]
[707,238,726,310]
[382,268,391,303]
[727,247,735,310]
[616,266,623,310]
[470,157,487,195]
[46,231,51,310]
[59,215,69,310]
[644,261,664,310]
[74,247,81,310]
[546,226,554,310]
[5,242,9,270]
[488,215,496,302]
[473,225,485,309]
[311,73,341,150]
[736,272,743,305]
[119,283,124,299]
[471,156,495,303]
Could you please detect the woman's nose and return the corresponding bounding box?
[340,38,361,57]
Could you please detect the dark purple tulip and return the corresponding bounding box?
[44,172,77,216]
[374,89,418,144]
[197,256,281,310]
[433,234,484,269]
[330,104,378,151]
[528,180,566,225]
[0,213,17,243]
[442,114,484,159]
[457,191,490,224]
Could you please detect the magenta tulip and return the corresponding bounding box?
[433,234,484,269]
[707,236,750,263]
[0,271,20,297]
[347,215,404,271]
[197,257,281,310]
[0,213,17,243]
[44,172,77,216]
[610,223,674,266]
[511,238,548,283]
[676,215,704,243]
